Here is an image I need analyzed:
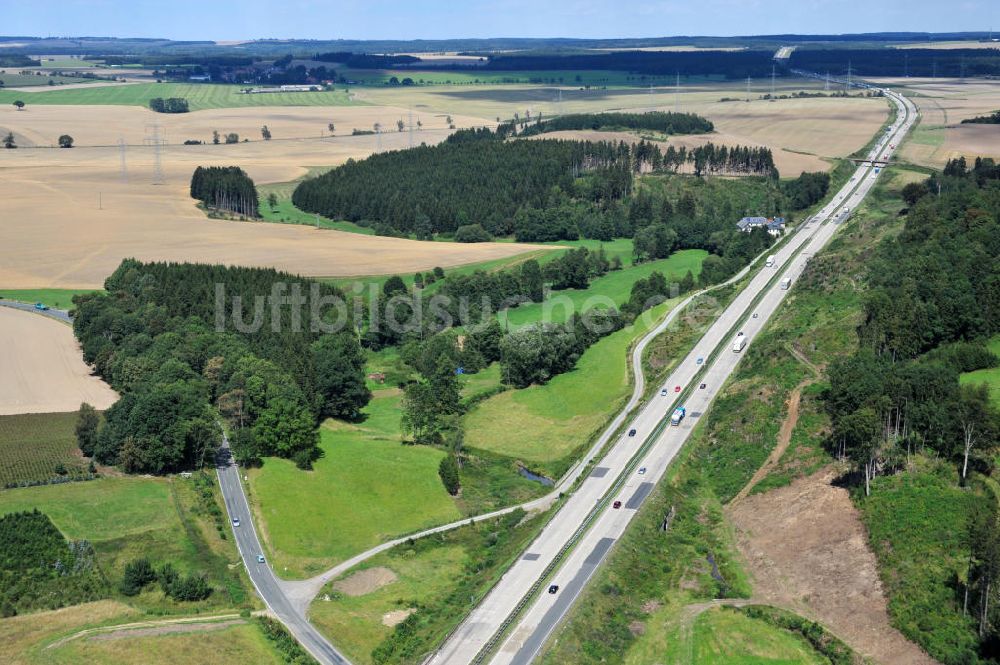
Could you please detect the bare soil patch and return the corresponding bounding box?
[0,307,117,414]
[333,566,398,597]
[726,467,938,665]
[381,608,415,627]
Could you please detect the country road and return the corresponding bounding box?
[214,434,352,665]
[213,77,916,665]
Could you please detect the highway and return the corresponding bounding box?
[214,433,351,665]
[429,84,917,665]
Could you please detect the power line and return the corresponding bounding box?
[143,124,165,185]
[118,136,128,183]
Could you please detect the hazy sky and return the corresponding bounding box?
[7,0,998,41]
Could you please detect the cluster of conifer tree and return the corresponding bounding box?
[0,510,104,616]
[293,138,640,236]
[72,260,370,473]
[292,124,777,238]
[190,166,259,217]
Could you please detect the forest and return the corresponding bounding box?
[471,49,779,78]
[823,158,1000,661]
[292,125,777,238]
[789,48,1000,77]
[0,510,105,616]
[517,111,714,136]
[72,260,369,472]
[190,166,260,218]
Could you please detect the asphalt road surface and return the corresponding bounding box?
[429,84,916,665]
[215,434,352,665]
[0,300,73,324]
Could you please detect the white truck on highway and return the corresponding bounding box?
[765,255,775,267]
[733,334,747,353]
[670,406,686,426]
[780,277,792,290]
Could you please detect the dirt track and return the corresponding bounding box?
[727,468,938,665]
[0,307,117,414]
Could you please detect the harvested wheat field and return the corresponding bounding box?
[0,307,118,414]
[363,79,887,173]
[870,77,1000,168]
[0,104,550,289]
[726,467,937,665]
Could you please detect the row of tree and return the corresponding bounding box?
[72,260,370,472]
[362,248,617,350]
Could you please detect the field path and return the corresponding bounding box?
[730,379,809,504]
[45,612,262,649]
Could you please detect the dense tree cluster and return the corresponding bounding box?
[190,166,260,218]
[73,260,370,472]
[294,130,777,239]
[293,138,638,236]
[781,171,831,209]
[499,309,625,388]
[148,97,190,113]
[825,160,1000,495]
[0,510,104,615]
[119,558,211,601]
[517,111,714,136]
